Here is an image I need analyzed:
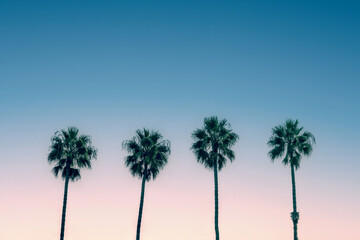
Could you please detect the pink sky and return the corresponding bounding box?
[1,0,360,238]
[1,146,359,240]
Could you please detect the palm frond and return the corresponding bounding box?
[123,128,171,181]
[52,164,63,177]
[268,119,315,170]
[217,153,227,170]
[192,129,207,141]
[191,116,238,171]
[47,127,97,180]
[64,167,81,181]
[268,145,285,161]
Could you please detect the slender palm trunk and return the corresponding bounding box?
[290,164,299,240]
[214,160,220,240]
[60,166,70,240]
[136,175,146,240]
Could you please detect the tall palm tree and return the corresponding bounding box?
[122,128,171,240]
[267,119,315,240]
[191,116,239,240]
[48,127,97,240]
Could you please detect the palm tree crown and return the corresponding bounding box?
[48,126,97,181]
[191,116,239,170]
[122,128,171,181]
[268,119,315,240]
[267,119,315,169]
[191,116,238,240]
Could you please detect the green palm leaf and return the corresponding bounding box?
[123,128,171,240]
[47,126,97,240]
[191,116,239,240]
[267,119,315,240]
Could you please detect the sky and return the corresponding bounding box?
[0,0,359,239]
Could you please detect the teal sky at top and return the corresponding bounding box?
[1,3,359,239]
[0,0,359,138]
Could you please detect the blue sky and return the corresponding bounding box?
[0,1,359,239]
[1,0,359,164]
[1,1,359,118]
[1,1,359,145]
[1,0,359,169]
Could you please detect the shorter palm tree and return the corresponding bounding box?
[267,119,315,240]
[48,127,97,240]
[191,116,239,240]
[122,128,171,240]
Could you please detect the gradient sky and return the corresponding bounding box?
[1,1,359,239]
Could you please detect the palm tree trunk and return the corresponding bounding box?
[136,175,146,240]
[60,165,70,240]
[214,160,220,240]
[290,164,299,240]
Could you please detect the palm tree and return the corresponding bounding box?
[191,116,239,240]
[48,127,97,240]
[267,119,315,240]
[122,128,171,240]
